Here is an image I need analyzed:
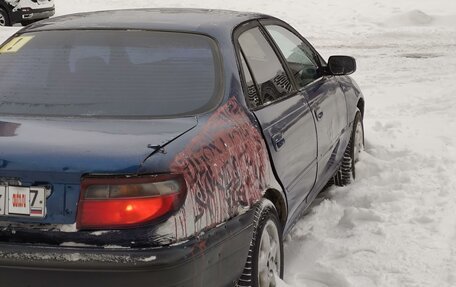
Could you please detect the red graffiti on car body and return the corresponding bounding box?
[171,97,268,231]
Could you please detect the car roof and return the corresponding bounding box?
[22,8,271,35]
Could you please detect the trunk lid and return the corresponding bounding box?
[0,116,196,226]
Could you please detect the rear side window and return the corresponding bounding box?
[0,30,222,118]
[240,52,260,108]
[238,27,292,106]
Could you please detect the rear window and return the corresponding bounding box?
[0,30,222,118]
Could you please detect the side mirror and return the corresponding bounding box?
[328,56,356,75]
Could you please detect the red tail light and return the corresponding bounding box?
[76,174,187,230]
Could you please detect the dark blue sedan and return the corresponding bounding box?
[0,9,364,287]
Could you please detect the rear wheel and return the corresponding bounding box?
[334,110,364,186]
[0,8,10,27]
[238,199,284,287]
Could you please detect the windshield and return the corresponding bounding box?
[0,30,222,118]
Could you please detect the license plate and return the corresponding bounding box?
[0,186,46,218]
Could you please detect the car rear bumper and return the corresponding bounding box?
[0,209,255,287]
[10,7,55,24]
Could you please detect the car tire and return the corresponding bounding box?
[0,8,10,27]
[334,110,364,186]
[237,199,284,287]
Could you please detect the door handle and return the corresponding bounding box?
[272,133,285,151]
[314,107,324,121]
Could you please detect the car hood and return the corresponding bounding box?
[0,116,197,181]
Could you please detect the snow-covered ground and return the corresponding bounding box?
[1,0,456,286]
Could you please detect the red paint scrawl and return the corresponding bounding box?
[171,97,268,231]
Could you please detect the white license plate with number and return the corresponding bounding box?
[0,186,46,218]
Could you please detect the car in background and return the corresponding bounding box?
[0,0,55,26]
[0,9,365,287]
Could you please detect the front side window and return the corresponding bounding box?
[265,25,320,88]
[238,27,292,106]
[0,30,221,118]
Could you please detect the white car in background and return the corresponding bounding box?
[0,0,54,26]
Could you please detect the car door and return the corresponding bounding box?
[235,22,318,222]
[261,21,349,196]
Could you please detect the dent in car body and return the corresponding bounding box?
[169,97,268,236]
[141,96,274,242]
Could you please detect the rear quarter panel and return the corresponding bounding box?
[139,73,281,244]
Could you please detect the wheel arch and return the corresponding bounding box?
[357,98,365,119]
[263,188,288,228]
